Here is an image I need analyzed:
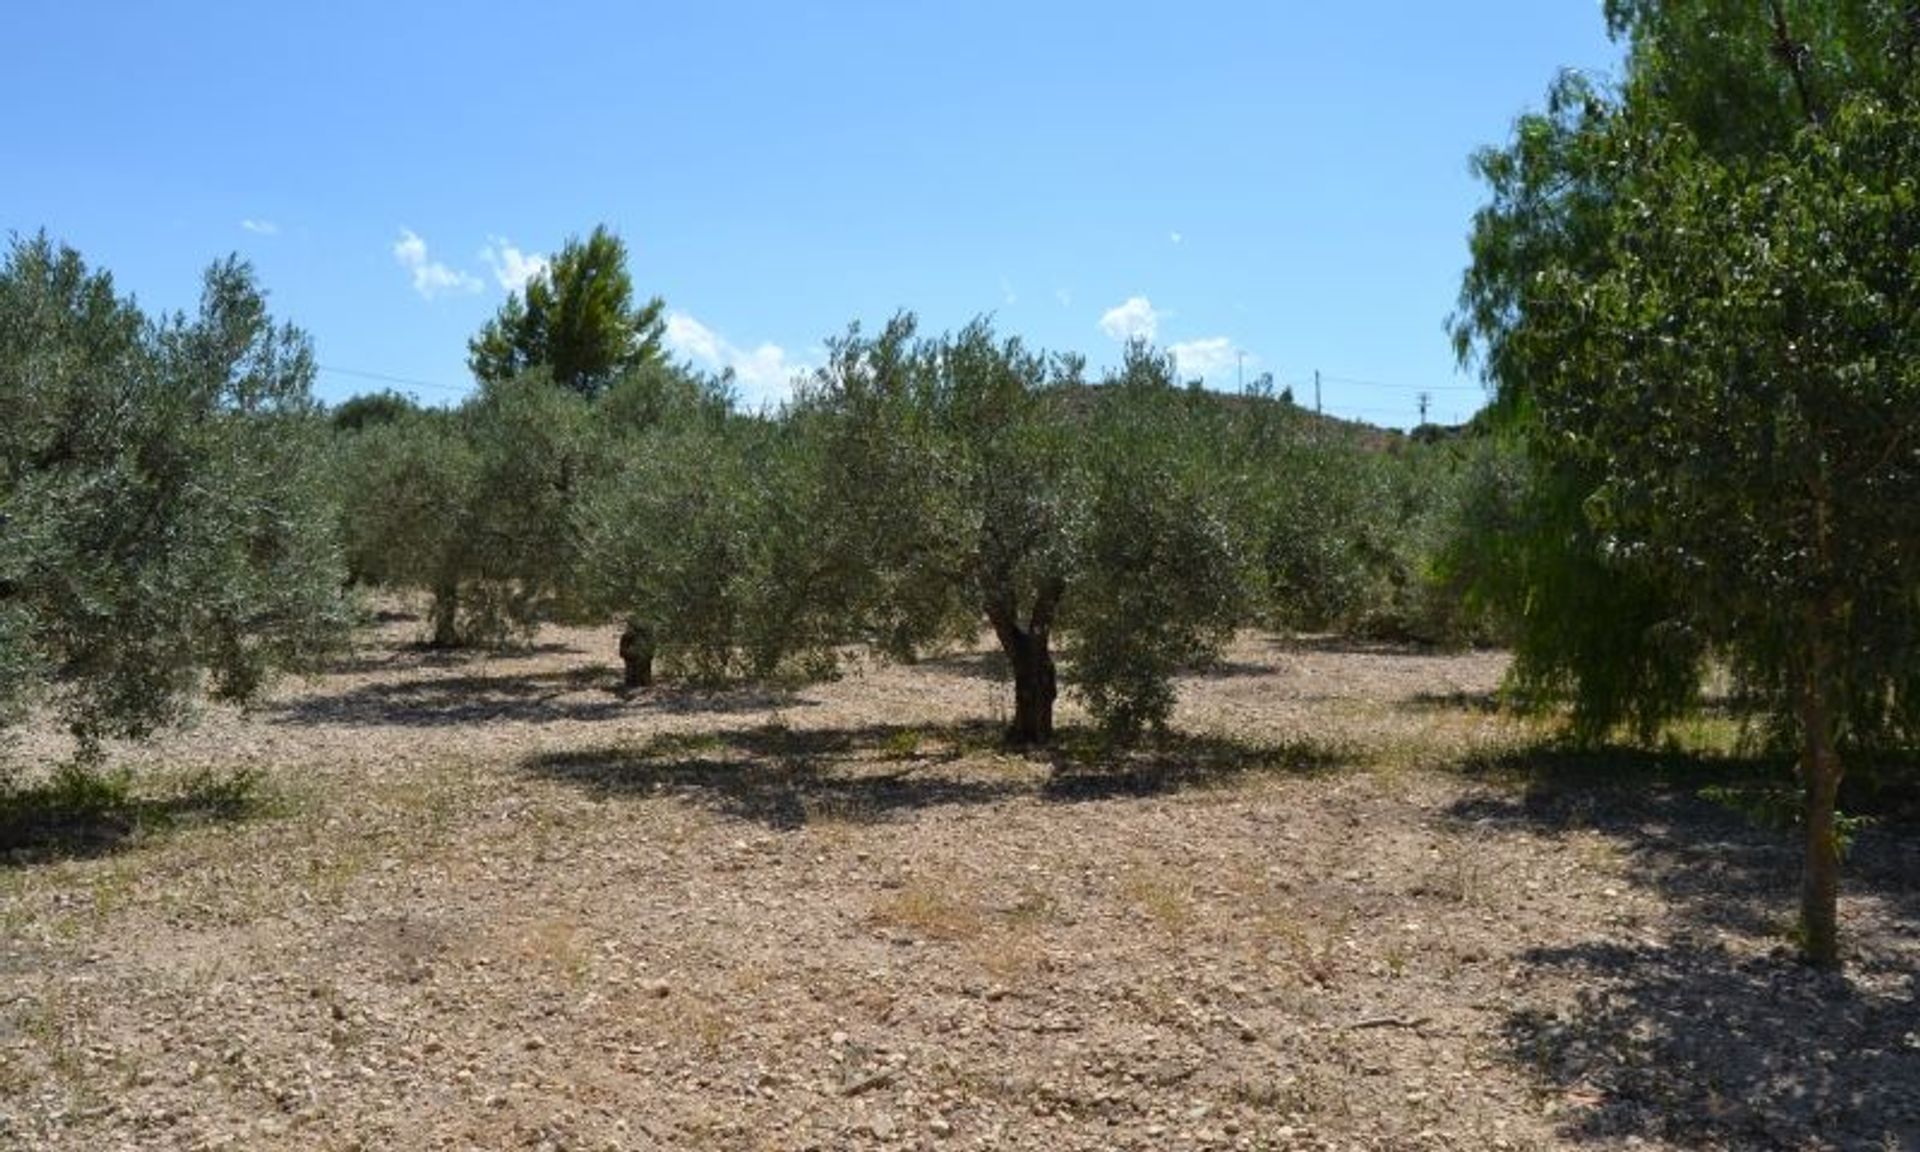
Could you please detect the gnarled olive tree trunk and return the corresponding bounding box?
[618,619,655,689]
[429,580,460,649]
[987,578,1063,747]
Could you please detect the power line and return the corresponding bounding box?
[1319,373,1482,394]
[316,363,469,395]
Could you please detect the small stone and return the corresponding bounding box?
[929,1116,952,1137]
[644,979,671,999]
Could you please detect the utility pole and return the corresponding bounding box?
[1314,369,1322,415]
[1236,350,1244,392]
[1418,391,1430,425]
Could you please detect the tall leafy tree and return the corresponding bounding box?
[0,234,348,766]
[467,225,666,398]
[1456,1,1920,965]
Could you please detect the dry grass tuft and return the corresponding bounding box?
[870,880,985,941]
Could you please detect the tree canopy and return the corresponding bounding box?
[0,234,348,766]
[467,225,666,398]
[1455,0,1920,965]
[793,317,1247,744]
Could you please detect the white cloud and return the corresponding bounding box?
[1000,277,1018,306]
[665,310,807,404]
[480,236,550,292]
[665,312,724,364]
[241,218,279,235]
[1169,230,1183,245]
[392,228,482,300]
[1054,288,1073,308]
[1169,337,1244,383]
[1098,295,1160,342]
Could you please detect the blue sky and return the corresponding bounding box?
[4,2,1619,426]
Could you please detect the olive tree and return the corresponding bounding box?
[0,234,348,767]
[796,317,1244,745]
[576,421,756,688]
[334,408,479,645]
[334,374,594,647]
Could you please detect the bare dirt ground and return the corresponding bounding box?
[2,614,1916,1151]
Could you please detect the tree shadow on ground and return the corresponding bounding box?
[0,769,266,867]
[317,640,585,677]
[1261,633,1470,660]
[1039,729,1347,801]
[1449,742,1920,1148]
[1181,658,1284,680]
[1401,688,1504,714]
[910,649,1009,682]
[270,667,632,727]
[522,722,1349,830]
[523,721,1019,829]
[274,661,818,728]
[639,683,818,717]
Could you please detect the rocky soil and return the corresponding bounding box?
[2,615,1915,1151]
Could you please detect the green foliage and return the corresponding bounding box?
[597,360,733,436]
[0,233,349,765]
[1432,435,1703,739]
[333,375,595,647]
[1698,782,1876,861]
[328,389,418,433]
[795,318,1245,744]
[333,408,473,629]
[576,421,757,682]
[1486,47,1920,745]
[468,225,666,399]
[1216,387,1491,647]
[1456,0,1920,963]
[461,373,597,627]
[728,410,873,679]
[1068,349,1244,737]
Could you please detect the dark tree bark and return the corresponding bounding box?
[1794,668,1844,968]
[619,620,654,689]
[1002,625,1057,746]
[987,577,1064,747]
[429,581,460,649]
[1767,0,1825,124]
